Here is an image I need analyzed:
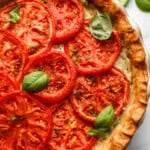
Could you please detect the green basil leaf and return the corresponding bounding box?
[94,105,114,129]
[22,71,49,92]
[135,0,150,11]
[7,3,20,23]
[89,13,112,40]
[87,128,108,137]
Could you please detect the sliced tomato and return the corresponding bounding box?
[0,92,52,150]
[24,51,76,104]
[0,0,55,58]
[0,0,12,7]
[48,0,84,44]
[71,67,130,123]
[0,71,16,97]
[0,29,27,86]
[64,21,122,75]
[47,99,98,150]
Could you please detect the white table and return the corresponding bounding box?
[125,1,150,150]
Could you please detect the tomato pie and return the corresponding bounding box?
[0,0,149,150]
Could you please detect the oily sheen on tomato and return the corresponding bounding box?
[64,21,122,75]
[0,29,27,86]
[48,0,84,43]
[0,0,55,58]
[71,67,130,123]
[24,51,76,104]
[47,99,98,150]
[0,92,52,150]
[0,71,16,97]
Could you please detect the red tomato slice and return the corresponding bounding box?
[0,92,52,150]
[0,71,16,97]
[48,0,84,44]
[47,99,98,150]
[0,29,27,86]
[0,0,55,58]
[64,21,122,75]
[24,51,76,104]
[71,67,130,123]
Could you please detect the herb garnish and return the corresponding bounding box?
[70,50,79,57]
[7,3,20,23]
[22,71,49,92]
[54,129,60,135]
[89,13,112,40]
[10,116,25,122]
[86,75,97,84]
[87,105,114,137]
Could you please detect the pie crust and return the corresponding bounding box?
[89,0,149,149]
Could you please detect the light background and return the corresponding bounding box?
[124,1,150,150]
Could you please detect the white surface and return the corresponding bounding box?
[125,1,150,150]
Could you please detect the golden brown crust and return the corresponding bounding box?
[91,0,148,149]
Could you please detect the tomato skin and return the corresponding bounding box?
[47,99,98,150]
[49,0,84,44]
[24,51,77,104]
[64,20,122,75]
[71,67,130,123]
[0,0,12,7]
[0,29,28,87]
[0,0,56,59]
[0,71,16,97]
[0,91,53,150]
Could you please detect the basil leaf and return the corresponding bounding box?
[94,105,114,129]
[89,13,112,40]
[87,128,108,137]
[22,71,49,92]
[7,3,20,23]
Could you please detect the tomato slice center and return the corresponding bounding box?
[0,92,52,150]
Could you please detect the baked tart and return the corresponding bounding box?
[0,0,149,149]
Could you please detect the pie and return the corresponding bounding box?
[0,0,149,150]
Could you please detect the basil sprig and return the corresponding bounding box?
[22,71,49,92]
[87,128,108,137]
[7,3,20,23]
[94,105,114,129]
[87,105,114,137]
[89,13,112,40]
